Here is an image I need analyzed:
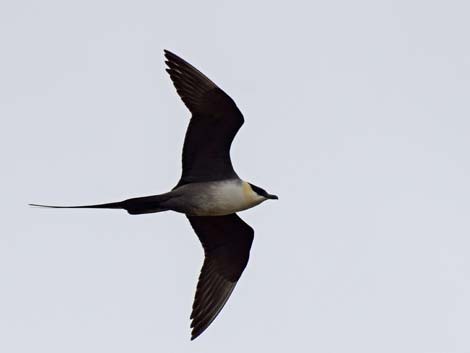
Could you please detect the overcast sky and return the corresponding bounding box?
[1,0,469,352]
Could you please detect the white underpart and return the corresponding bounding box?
[205,180,264,215]
[174,180,266,216]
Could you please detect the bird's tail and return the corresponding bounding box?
[29,194,173,215]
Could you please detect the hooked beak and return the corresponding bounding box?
[266,194,279,200]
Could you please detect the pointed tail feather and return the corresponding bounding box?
[29,193,173,215]
[29,201,125,210]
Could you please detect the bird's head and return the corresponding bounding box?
[248,183,278,201]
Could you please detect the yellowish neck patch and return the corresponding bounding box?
[242,181,257,202]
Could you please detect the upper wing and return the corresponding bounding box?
[164,50,244,187]
[186,213,254,340]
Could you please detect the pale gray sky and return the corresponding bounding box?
[1,0,470,352]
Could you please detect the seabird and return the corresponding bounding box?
[31,50,278,340]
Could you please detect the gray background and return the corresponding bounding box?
[1,0,469,352]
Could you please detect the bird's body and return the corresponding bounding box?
[169,180,266,216]
[31,50,277,340]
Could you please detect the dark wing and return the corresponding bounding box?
[164,50,244,187]
[187,214,254,340]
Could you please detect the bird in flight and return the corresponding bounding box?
[31,50,278,340]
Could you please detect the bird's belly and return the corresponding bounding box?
[192,195,253,216]
[174,181,262,216]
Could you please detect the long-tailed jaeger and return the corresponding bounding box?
[31,50,278,340]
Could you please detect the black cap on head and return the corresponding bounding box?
[249,183,278,200]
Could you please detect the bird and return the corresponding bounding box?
[30,50,278,340]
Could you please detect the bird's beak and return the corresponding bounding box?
[266,194,279,200]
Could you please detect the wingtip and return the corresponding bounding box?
[190,329,202,341]
[164,49,177,59]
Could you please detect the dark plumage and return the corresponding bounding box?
[187,214,254,340]
[165,50,244,186]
